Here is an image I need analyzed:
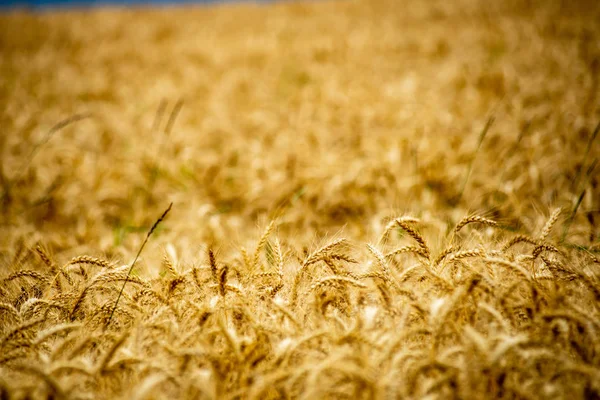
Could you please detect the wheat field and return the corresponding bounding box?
[1,0,599,398]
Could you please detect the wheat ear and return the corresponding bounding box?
[395,221,430,259]
[539,208,562,241]
[252,220,275,272]
[378,216,420,244]
[454,215,497,234]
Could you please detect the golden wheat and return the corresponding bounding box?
[1,0,599,398]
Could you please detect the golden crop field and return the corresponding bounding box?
[1,0,599,398]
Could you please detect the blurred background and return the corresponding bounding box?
[0,0,265,10]
[1,0,598,263]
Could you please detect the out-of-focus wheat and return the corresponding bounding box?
[1,0,599,398]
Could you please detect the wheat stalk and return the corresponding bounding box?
[105,203,172,329]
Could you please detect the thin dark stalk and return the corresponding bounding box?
[23,114,91,176]
[148,100,184,191]
[456,116,494,204]
[561,121,597,242]
[498,120,530,183]
[151,100,167,136]
[105,203,173,329]
[1,113,91,202]
[164,99,184,138]
[147,101,167,190]
[571,121,599,192]
[562,158,598,242]
[154,99,184,161]
[562,191,586,243]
